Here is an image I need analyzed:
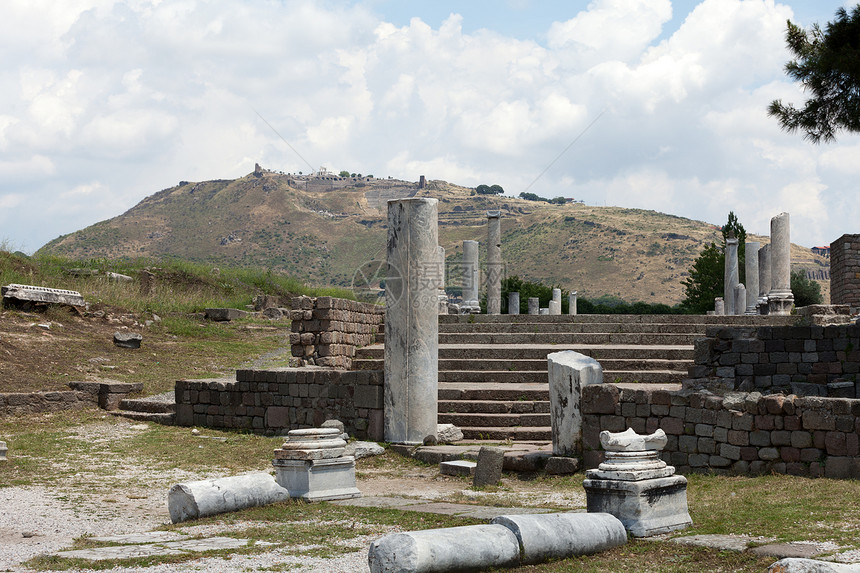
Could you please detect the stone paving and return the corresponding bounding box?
[47,495,859,566]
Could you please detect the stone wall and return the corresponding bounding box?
[831,234,860,311]
[0,390,97,416]
[174,368,384,440]
[687,325,860,398]
[289,296,384,369]
[582,384,860,479]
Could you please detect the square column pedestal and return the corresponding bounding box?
[273,457,360,502]
[583,428,691,537]
[272,427,361,502]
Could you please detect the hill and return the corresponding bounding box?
[38,169,831,305]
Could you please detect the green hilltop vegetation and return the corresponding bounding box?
[38,169,830,305]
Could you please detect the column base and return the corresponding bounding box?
[768,294,794,316]
[273,457,361,502]
[583,475,692,537]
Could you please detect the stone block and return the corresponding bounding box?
[474,446,505,487]
[354,385,384,410]
[168,473,290,523]
[583,476,692,537]
[582,384,619,415]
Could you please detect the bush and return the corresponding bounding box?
[791,269,823,307]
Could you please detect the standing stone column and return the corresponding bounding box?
[744,242,759,314]
[528,297,540,315]
[549,288,562,315]
[437,246,448,315]
[758,244,771,314]
[768,212,794,315]
[385,198,439,444]
[724,234,739,315]
[714,297,725,315]
[486,211,502,315]
[734,284,746,319]
[508,292,520,315]
[568,291,578,315]
[462,240,480,313]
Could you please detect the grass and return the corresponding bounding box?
[2,412,859,572]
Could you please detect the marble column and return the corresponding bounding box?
[744,242,760,314]
[437,246,448,315]
[734,284,746,319]
[569,291,578,315]
[486,211,502,315]
[714,297,725,315]
[508,291,520,315]
[462,240,480,313]
[384,198,439,444]
[724,234,739,315]
[768,213,794,315]
[549,288,562,315]
[758,243,771,314]
[528,297,540,315]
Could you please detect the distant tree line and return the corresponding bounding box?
[518,192,568,205]
[476,184,504,195]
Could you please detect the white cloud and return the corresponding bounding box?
[0,0,853,253]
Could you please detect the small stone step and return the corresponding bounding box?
[439,370,548,384]
[354,345,695,361]
[438,400,550,414]
[440,322,708,334]
[438,412,551,428]
[459,426,553,441]
[119,398,175,414]
[439,383,549,401]
[439,332,700,345]
[110,411,176,425]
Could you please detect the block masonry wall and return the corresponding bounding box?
[174,368,384,440]
[831,234,860,311]
[687,325,860,398]
[289,296,384,369]
[582,384,860,479]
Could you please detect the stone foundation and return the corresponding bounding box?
[582,384,860,479]
[289,296,383,369]
[174,369,384,440]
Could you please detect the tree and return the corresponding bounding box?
[768,6,860,143]
[475,184,492,195]
[791,269,824,306]
[681,212,747,313]
[489,184,504,195]
[338,170,350,178]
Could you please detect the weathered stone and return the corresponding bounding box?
[528,297,540,315]
[768,213,794,315]
[474,446,505,487]
[745,242,760,314]
[384,198,439,444]
[204,308,249,321]
[1,283,86,307]
[368,524,520,573]
[508,291,520,315]
[569,291,578,315]
[548,351,603,457]
[437,423,464,444]
[0,440,6,461]
[491,512,626,565]
[113,332,142,349]
[544,456,580,475]
[440,459,477,476]
[725,235,739,315]
[168,472,290,523]
[461,240,480,313]
[583,475,692,537]
[486,211,502,315]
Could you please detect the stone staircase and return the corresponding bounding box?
[112,391,176,424]
[353,313,793,440]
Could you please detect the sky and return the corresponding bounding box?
[1,0,857,254]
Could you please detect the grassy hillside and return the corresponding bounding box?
[39,171,831,305]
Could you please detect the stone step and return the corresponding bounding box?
[438,332,700,345]
[438,412,551,428]
[355,344,695,361]
[439,322,709,334]
[119,397,176,414]
[438,369,684,384]
[110,410,176,425]
[354,357,688,372]
[438,383,549,401]
[458,426,553,441]
[438,314,794,325]
[438,399,550,414]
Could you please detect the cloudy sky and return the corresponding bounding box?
[1,0,856,253]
